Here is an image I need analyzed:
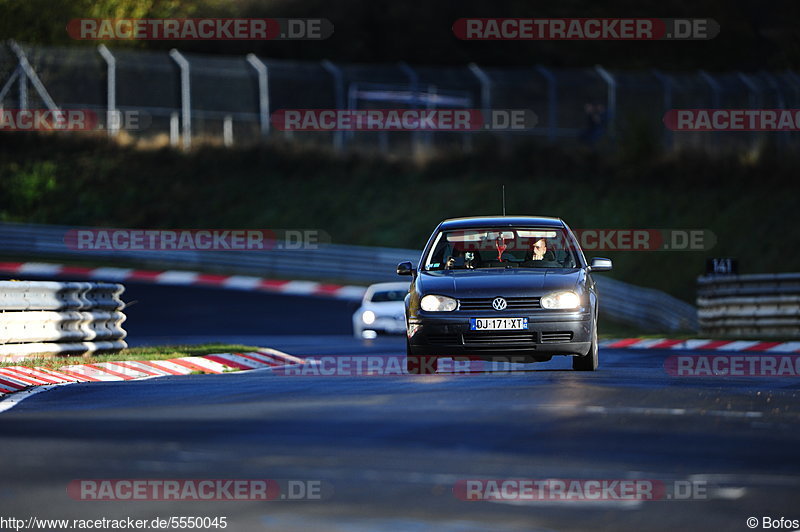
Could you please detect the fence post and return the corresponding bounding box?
[762,72,785,108]
[169,112,179,147]
[468,62,492,116]
[698,70,721,108]
[738,72,764,151]
[246,53,270,139]
[594,65,616,142]
[736,72,761,108]
[8,40,59,111]
[425,84,437,150]
[321,59,345,152]
[18,65,27,110]
[169,49,191,151]
[399,61,422,154]
[0,66,21,107]
[762,72,789,148]
[651,69,673,150]
[98,44,118,137]
[783,70,800,107]
[535,65,557,141]
[699,70,721,149]
[223,115,233,146]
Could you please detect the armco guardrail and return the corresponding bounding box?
[0,281,127,359]
[0,222,412,284]
[596,276,698,333]
[698,273,800,337]
[0,221,697,333]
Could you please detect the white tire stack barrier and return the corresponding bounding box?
[0,281,127,359]
[697,273,800,337]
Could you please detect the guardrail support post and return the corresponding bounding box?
[169,49,191,151]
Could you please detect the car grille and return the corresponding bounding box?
[426,334,459,345]
[422,331,572,346]
[540,331,573,343]
[463,332,537,345]
[458,297,541,312]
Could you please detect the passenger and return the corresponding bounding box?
[445,246,466,269]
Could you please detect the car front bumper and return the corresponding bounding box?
[407,310,592,358]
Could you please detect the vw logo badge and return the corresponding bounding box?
[492,297,507,311]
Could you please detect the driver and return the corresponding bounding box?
[528,238,555,261]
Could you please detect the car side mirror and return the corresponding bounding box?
[396,261,415,276]
[589,257,613,272]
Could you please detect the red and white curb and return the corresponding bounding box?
[0,349,305,399]
[602,338,800,353]
[0,262,367,300]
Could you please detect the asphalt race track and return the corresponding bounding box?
[1,282,799,531]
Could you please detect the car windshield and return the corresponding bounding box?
[370,290,407,302]
[424,227,579,270]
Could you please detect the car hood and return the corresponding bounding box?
[418,268,583,297]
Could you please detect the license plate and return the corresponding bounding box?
[470,317,528,331]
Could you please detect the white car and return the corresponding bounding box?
[352,282,409,339]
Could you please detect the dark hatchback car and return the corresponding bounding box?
[397,216,612,374]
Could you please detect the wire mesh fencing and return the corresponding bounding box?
[3,41,800,153]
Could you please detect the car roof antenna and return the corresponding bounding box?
[502,185,506,216]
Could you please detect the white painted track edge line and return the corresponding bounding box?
[0,382,74,413]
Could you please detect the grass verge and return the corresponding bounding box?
[0,344,261,370]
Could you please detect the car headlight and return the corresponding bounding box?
[362,310,376,325]
[420,294,458,312]
[540,291,581,310]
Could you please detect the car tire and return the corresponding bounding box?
[406,340,437,374]
[573,316,598,371]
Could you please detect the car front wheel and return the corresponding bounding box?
[573,317,599,371]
